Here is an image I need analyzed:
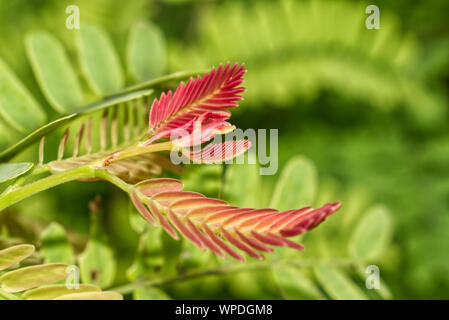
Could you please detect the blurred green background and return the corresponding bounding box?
[0,0,448,299]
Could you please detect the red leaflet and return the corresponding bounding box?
[130,178,341,262]
[146,63,246,144]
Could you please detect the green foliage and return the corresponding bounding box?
[349,205,394,261]
[314,266,368,300]
[0,163,33,183]
[79,204,117,288]
[40,222,75,265]
[0,0,447,300]
[25,31,85,112]
[169,0,447,125]
[127,21,166,82]
[0,59,46,132]
[77,24,125,96]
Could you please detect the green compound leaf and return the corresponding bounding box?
[77,24,124,96]
[0,244,35,271]
[273,265,323,300]
[22,284,100,300]
[349,204,394,261]
[314,266,368,300]
[40,222,75,265]
[270,156,318,210]
[25,31,84,113]
[0,59,46,132]
[133,286,171,300]
[54,291,123,300]
[127,21,166,82]
[0,162,34,183]
[0,89,151,162]
[0,263,69,292]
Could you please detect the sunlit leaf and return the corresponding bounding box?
[0,263,69,292]
[0,162,33,183]
[273,265,323,299]
[25,31,84,112]
[77,24,124,96]
[270,156,318,210]
[0,244,34,271]
[349,205,393,261]
[0,58,46,132]
[54,291,123,300]
[40,222,75,265]
[22,284,100,300]
[127,21,166,82]
[314,266,368,300]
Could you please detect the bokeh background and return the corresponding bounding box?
[0,0,448,299]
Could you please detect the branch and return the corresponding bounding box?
[110,258,356,295]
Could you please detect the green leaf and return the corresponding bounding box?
[314,266,368,300]
[78,209,116,288]
[0,263,69,292]
[133,286,171,300]
[54,291,123,300]
[0,89,151,162]
[224,154,260,207]
[0,162,33,183]
[77,24,124,96]
[126,229,163,281]
[40,222,75,265]
[22,284,100,300]
[273,265,323,299]
[0,244,35,271]
[349,205,394,261]
[25,31,84,112]
[270,156,318,210]
[127,21,166,82]
[0,59,46,132]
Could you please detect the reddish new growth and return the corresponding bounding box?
[131,179,341,262]
[126,63,342,261]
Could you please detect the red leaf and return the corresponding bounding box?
[129,178,341,261]
[147,63,246,143]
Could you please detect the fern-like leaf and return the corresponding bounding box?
[130,178,341,261]
[146,62,246,144]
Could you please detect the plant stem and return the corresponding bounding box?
[102,141,174,165]
[0,165,95,213]
[110,258,356,295]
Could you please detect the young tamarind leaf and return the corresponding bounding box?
[0,58,46,132]
[0,263,69,292]
[145,62,246,144]
[77,24,125,96]
[0,162,33,183]
[22,284,100,300]
[54,291,123,300]
[130,178,341,262]
[25,31,84,113]
[0,244,35,271]
[127,21,166,82]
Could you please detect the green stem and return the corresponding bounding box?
[0,165,95,213]
[110,258,356,295]
[102,141,174,165]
